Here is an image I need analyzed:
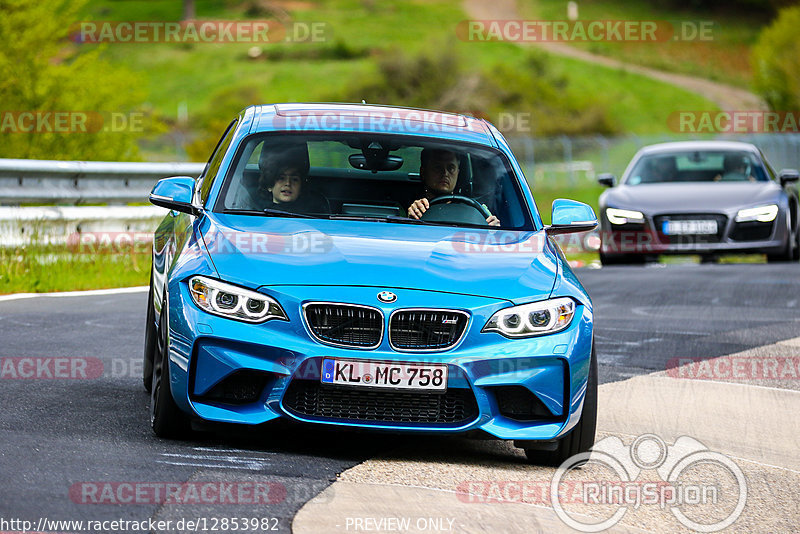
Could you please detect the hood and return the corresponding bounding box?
[198,214,559,303]
[603,181,783,213]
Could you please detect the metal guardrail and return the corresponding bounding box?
[0,206,168,247]
[0,158,203,246]
[0,158,204,204]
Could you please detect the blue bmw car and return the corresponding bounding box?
[144,103,598,463]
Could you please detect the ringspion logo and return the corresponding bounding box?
[551,434,746,532]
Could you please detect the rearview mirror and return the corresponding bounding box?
[349,154,404,172]
[597,173,616,187]
[779,169,799,186]
[149,176,199,215]
[546,199,598,235]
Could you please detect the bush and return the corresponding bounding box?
[184,85,264,161]
[752,5,800,111]
[0,0,150,160]
[648,0,792,15]
[335,47,618,136]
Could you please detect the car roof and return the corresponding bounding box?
[637,140,760,155]
[245,103,498,146]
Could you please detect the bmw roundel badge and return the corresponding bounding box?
[377,291,397,303]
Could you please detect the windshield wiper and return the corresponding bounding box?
[325,214,453,226]
[385,216,491,229]
[384,216,439,225]
[325,214,389,222]
[222,208,315,219]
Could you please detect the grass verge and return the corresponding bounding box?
[0,245,150,295]
[82,0,718,157]
[522,0,769,88]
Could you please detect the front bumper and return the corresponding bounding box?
[164,284,594,442]
[600,209,790,256]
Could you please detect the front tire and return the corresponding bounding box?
[766,237,795,263]
[142,275,156,392]
[599,252,646,266]
[524,345,598,466]
[767,214,798,263]
[150,296,191,439]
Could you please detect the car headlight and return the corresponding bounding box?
[188,276,288,323]
[735,204,778,223]
[606,208,645,225]
[482,297,576,338]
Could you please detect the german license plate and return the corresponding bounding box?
[320,359,447,391]
[662,220,717,235]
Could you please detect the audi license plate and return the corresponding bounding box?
[662,220,718,235]
[321,359,447,391]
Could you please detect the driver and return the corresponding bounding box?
[407,148,500,226]
[715,153,754,182]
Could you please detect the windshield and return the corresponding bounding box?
[215,133,534,230]
[625,150,769,185]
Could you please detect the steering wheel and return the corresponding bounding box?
[421,194,492,225]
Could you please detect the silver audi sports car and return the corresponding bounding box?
[598,141,799,264]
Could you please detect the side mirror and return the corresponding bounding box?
[597,173,616,187]
[546,199,598,235]
[779,169,799,186]
[149,176,199,215]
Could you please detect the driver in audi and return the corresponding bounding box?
[407,148,500,226]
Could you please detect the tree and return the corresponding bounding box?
[183,0,196,21]
[0,0,147,160]
[752,5,800,111]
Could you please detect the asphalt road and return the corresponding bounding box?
[585,263,800,384]
[0,263,797,533]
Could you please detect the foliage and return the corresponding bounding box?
[335,47,618,136]
[0,0,151,160]
[184,85,264,161]
[647,0,792,14]
[752,5,800,111]
[0,242,149,294]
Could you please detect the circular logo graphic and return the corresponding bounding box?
[550,435,748,533]
[377,291,397,303]
[631,434,668,469]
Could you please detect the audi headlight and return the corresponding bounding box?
[482,297,576,338]
[189,276,288,323]
[606,208,645,225]
[735,204,778,223]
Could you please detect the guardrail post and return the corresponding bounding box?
[561,135,574,186]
